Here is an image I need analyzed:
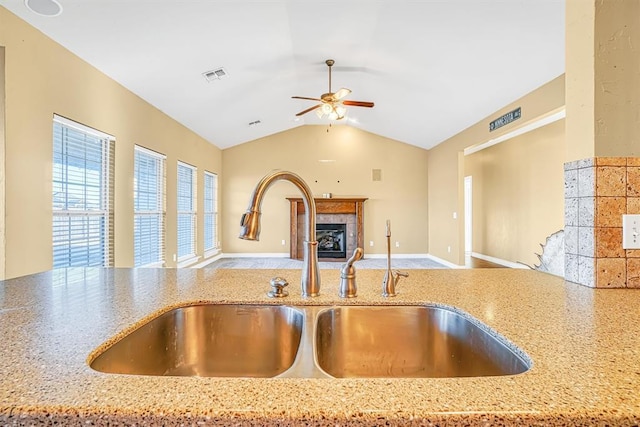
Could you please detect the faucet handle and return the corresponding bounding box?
[339,248,363,298]
[394,270,409,279]
[382,270,409,297]
[267,277,289,298]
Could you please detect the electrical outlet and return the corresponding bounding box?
[453,212,457,219]
[623,214,640,249]
[395,241,400,248]
[173,254,177,262]
[369,241,374,247]
[447,246,451,253]
[281,239,286,246]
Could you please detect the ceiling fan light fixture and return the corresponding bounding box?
[334,88,351,100]
[292,59,373,120]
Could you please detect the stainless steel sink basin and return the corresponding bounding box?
[90,303,530,379]
[90,304,304,377]
[314,305,530,378]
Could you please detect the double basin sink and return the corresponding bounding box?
[89,304,531,379]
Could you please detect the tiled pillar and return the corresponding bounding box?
[565,157,640,288]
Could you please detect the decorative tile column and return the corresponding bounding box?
[565,157,640,288]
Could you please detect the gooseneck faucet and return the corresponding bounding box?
[239,170,320,297]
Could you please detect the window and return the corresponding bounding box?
[52,115,114,268]
[177,161,196,261]
[134,146,166,266]
[204,171,218,253]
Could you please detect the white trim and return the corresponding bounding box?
[190,252,223,268]
[177,160,197,171]
[136,261,166,268]
[364,253,431,259]
[204,248,221,259]
[177,255,201,268]
[425,254,466,269]
[53,114,114,141]
[471,252,531,269]
[221,252,290,258]
[134,144,166,159]
[464,108,566,156]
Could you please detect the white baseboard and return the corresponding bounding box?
[364,253,430,259]
[471,252,531,269]
[220,252,290,258]
[425,254,465,269]
[190,253,224,268]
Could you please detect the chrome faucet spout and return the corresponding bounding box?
[239,170,320,297]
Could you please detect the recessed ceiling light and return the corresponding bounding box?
[24,0,63,17]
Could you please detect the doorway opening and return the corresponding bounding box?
[464,175,472,254]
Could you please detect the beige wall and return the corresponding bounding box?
[566,0,640,160]
[428,75,566,265]
[0,46,5,279]
[222,125,429,256]
[464,119,566,267]
[0,8,222,278]
[565,0,595,161]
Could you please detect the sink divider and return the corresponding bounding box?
[276,306,332,379]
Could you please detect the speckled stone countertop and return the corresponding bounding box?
[1,267,639,426]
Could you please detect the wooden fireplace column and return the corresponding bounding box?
[287,197,367,261]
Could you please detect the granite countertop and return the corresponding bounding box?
[0,267,639,426]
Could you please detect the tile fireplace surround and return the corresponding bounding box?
[287,197,367,262]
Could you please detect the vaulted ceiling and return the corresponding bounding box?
[1,0,565,150]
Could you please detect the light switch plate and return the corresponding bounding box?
[622,214,640,249]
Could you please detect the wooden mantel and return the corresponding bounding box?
[287,197,367,261]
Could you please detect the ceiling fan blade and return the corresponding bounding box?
[296,104,323,116]
[292,96,323,102]
[333,88,351,100]
[342,100,375,108]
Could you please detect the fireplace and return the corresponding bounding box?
[316,224,347,259]
[288,197,367,261]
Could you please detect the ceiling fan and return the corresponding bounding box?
[292,59,374,120]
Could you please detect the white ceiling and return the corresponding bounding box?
[1,0,565,150]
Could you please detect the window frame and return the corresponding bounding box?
[176,161,198,265]
[203,171,219,256]
[52,115,114,268]
[133,145,166,267]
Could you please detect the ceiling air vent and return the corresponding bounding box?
[202,67,229,82]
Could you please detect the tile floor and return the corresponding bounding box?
[203,257,449,270]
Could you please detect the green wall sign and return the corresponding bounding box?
[489,107,521,132]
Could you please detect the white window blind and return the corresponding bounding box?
[177,162,196,260]
[52,116,114,268]
[204,171,218,252]
[134,146,166,267]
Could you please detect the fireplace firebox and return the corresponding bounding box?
[316,224,347,259]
